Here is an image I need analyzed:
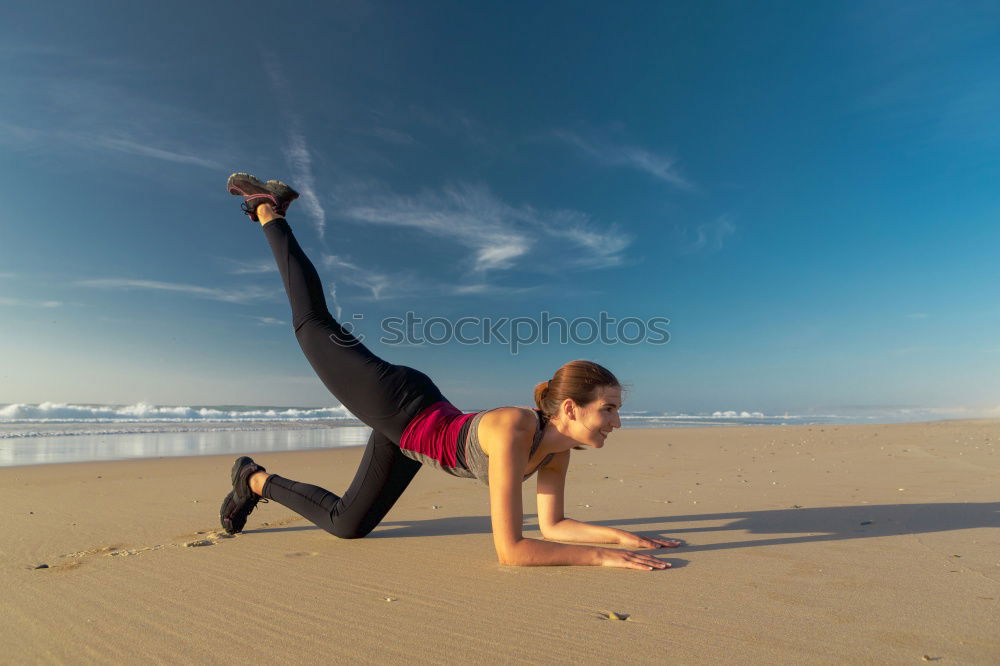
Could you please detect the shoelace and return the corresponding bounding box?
[240,193,280,218]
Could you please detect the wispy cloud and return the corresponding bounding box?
[677,215,736,253]
[537,210,634,269]
[339,182,533,273]
[0,297,62,308]
[405,105,489,147]
[320,252,538,301]
[552,130,692,190]
[87,135,221,169]
[76,279,276,304]
[261,52,340,318]
[262,54,328,240]
[0,67,229,170]
[0,120,224,171]
[449,283,538,296]
[221,258,278,275]
[250,316,286,326]
[337,181,631,277]
[321,254,398,301]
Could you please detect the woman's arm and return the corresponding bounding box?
[535,450,626,543]
[486,410,668,570]
[536,450,683,550]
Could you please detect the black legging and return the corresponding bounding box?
[259,218,446,538]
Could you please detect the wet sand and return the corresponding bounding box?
[1,420,997,664]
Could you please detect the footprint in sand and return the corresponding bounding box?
[52,529,238,567]
[185,539,216,547]
[284,551,319,558]
[184,530,237,548]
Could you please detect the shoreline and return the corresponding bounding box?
[3,417,996,469]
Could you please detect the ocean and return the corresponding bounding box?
[0,401,919,467]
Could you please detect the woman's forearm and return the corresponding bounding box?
[503,537,603,566]
[541,518,626,544]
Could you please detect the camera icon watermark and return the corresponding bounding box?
[330,311,670,355]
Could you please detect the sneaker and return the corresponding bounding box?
[226,172,300,222]
[219,455,268,534]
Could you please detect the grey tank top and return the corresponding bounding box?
[463,408,554,486]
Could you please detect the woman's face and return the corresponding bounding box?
[565,385,622,448]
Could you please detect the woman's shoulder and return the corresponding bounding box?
[478,406,540,432]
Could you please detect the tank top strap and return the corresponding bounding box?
[528,409,547,457]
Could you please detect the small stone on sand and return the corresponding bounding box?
[34,563,49,569]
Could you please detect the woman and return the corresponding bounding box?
[220,173,680,570]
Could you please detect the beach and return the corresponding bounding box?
[1,420,997,664]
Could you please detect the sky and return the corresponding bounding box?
[1,1,998,418]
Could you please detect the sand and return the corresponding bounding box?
[1,420,997,664]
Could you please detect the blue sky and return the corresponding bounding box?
[1,1,998,417]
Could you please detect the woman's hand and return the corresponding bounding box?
[597,547,671,571]
[617,531,682,550]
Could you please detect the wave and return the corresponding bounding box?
[619,411,835,420]
[0,401,355,423]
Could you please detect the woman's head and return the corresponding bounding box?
[534,360,623,449]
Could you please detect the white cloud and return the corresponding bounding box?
[337,182,630,276]
[552,130,692,190]
[322,254,398,301]
[0,297,63,307]
[537,210,634,269]
[340,182,533,273]
[284,131,328,238]
[678,215,736,253]
[86,135,221,169]
[449,283,537,296]
[0,120,224,171]
[320,252,538,301]
[222,258,278,275]
[261,52,340,318]
[251,316,286,326]
[263,54,328,240]
[0,71,229,171]
[76,278,276,304]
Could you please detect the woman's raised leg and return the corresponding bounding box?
[258,204,444,443]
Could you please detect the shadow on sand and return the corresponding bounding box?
[253,502,999,552]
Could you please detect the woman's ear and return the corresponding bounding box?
[561,398,578,422]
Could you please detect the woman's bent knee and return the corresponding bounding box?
[329,522,374,540]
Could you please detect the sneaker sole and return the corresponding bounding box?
[227,173,300,202]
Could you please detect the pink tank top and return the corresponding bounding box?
[398,401,477,471]
[398,401,553,485]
